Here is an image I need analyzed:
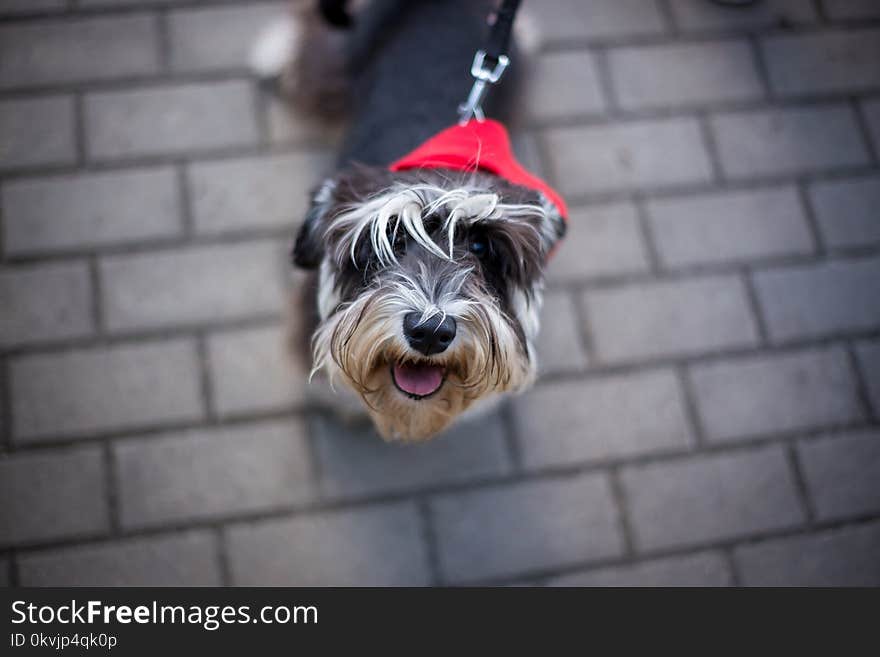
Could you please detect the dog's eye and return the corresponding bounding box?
[391,228,407,256]
[469,238,489,256]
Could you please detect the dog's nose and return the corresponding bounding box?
[403,312,457,356]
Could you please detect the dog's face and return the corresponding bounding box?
[293,167,565,441]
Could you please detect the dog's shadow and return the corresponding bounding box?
[309,406,512,501]
[304,405,514,584]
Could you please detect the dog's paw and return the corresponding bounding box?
[249,14,301,80]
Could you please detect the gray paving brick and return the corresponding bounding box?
[0,96,75,171]
[0,15,159,88]
[0,262,93,347]
[0,446,108,547]
[227,503,430,586]
[85,81,258,160]
[799,430,880,521]
[524,52,606,121]
[711,105,870,179]
[824,0,880,19]
[668,0,817,31]
[19,531,222,586]
[690,347,863,442]
[533,0,665,42]
[101,240,285,332]
[169,2,286,73]
[313,412,512,500]
[735,522,880,586]
[116,419,313,529]
[646,186,813,267]
[5,0,878,593]
[513,370,693,469]
[585,275,759,363]
[864,98,880,153]
[754,257,880,341]
[763,30,880,97]
[545,118,713,197]
[188,152,328,235]
[2,167,182,255]
[547,203,650,282]
[856,340,880,414]
[809,175,880,249]
[432,475,622,582]
[548,551,732,587]
[207,324,308,417]
[0,0,66,13]
[535,291,589,375]
[622,445,805,550]
[611,40,763,111]
[11,340,203,442]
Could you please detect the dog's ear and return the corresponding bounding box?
[535,192,567,257]
[515,190,566,259]
[292,178,337,269]
[494,181,567,258]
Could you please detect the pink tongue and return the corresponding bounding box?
[393,363,444,397]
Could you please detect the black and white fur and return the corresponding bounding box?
[254,0,564,441]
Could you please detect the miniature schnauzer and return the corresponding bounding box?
[253,0,566,441]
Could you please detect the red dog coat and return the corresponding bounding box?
[389,119,568,222]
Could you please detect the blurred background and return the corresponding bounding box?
[1,0,878,586]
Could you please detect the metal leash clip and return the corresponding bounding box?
[457,49,510,125]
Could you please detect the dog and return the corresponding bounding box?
[253,0,566,441]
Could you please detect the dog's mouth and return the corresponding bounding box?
[390,361,446,400]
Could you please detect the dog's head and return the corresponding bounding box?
[293,166,565,441]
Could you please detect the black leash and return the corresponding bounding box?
[484,0,522,70]
[457,0,522,125]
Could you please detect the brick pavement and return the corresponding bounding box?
[1,0,878,587]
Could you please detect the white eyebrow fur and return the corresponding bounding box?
[326,183,549,267]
